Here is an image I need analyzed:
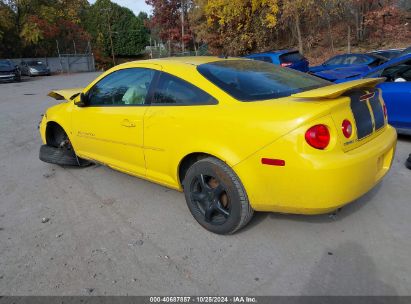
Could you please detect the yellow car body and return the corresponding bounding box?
[39,56,396,218]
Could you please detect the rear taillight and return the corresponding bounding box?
[280,62,292,67]
[342,119,353,138]
[383,103,387,119]
[305,125,330,150]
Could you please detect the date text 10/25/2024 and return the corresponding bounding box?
[149,297,257,303]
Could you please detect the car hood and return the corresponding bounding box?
[313,66,369,82]
[48,88,84,101]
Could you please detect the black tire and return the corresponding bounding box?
[41,124,92,167]
[183,157,253,234]
[406,154,411,170]
[39,144,80,166]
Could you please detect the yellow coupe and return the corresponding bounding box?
[39,57,396,234]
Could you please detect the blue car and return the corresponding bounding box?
[244,49,309,72]
[368,48,404,60]
[309,53,386,74]
[333,54,411,134]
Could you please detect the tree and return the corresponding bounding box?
[278,0,314,55]
[189,0,278,55]
[85,0,149,65]
[146,0,192,54]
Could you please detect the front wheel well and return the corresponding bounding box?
[45,122,67,147]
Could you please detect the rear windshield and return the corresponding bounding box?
[280,51,304,63]
[197,60,330,101]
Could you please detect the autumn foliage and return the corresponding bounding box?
[147,0,411,62]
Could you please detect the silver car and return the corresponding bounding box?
[20,60,51,76]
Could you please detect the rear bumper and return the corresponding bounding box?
[234,125,397,214]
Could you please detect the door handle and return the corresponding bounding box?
[121,119,136,128]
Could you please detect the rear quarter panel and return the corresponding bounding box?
[142,62,349,189]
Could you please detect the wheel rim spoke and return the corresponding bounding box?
[215,201,229,218]
[212,184,224,198]
[197,174,208,190]
[191,192,205,202]
[204,205,214,222]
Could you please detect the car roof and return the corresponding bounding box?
[118,56,246,68]
[370,48,404,53]
[331,53,369,57]
[250,49,297,56]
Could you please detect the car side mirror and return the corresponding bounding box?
[75,93,88,107]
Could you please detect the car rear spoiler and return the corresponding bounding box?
[291,78,385,99]
[48,87,84,101]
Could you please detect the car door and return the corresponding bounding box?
[371,59,411,130]
[378,82,411,130]
[71,67,158,176]
[143,71,218,187]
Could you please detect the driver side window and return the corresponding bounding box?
[87,68,156,106]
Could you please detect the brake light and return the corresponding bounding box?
[383,103,387,119]
[280,62,292,67]
[341,119,353,138]
[305,125,330,150]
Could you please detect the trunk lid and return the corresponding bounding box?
[292,78,388,152]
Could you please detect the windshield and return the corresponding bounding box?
[197,60,331,101]
[0,60,13,67]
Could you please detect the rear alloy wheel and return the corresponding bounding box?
[406,154,411,170]
[183,157,253,234]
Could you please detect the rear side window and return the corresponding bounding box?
[152,72,217,105]
[197,60,330,102]
[280,52,304,63]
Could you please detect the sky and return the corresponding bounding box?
[88,0,152,15]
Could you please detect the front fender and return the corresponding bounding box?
[39,102,73,144]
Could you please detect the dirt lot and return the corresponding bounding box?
[0,73,411,296]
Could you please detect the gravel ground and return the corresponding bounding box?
[0,72,410,296]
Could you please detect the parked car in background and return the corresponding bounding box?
[334,54,411,135]
[0,59,21,82]
[395,46,411,58]
[309,53,387,74]
[368,48,404,60]
[20,60,51,76]
[244,49,309,72]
